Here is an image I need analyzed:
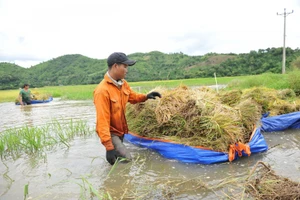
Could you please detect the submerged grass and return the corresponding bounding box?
[79,160,300,200]
[0,119,93,159]
[80,155,299,200]
[197,161,300,200]
[245,162,300,200]
[83,155,209,200]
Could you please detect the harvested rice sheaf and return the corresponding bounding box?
[241,87,278,113]
[234,99,262,140]
[240,87,299,116]
[126,86,300,152]
[219,89,242,106]
[277,88,296,99]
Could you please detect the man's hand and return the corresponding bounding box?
[106,149,117,165]
[147,92,162,99]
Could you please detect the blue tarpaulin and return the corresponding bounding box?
[15,97,53,105]
[124,112,300,164]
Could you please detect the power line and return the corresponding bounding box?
[277,8,294,74]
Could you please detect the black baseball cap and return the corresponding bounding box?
[107,52,136,66]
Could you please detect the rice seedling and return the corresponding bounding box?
[0,119,93,159]
[76,155,299,199]
[77,177,112,200]
[1,161,14,196]
[96,155,210,199]
[24,183,29,200]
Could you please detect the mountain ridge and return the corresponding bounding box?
[1,48,300,89]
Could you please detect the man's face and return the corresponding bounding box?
[115,63,128,80]
[24,86,29,90]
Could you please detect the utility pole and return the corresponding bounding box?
[277,8,293,74]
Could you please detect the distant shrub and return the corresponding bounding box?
[287,69,300,95]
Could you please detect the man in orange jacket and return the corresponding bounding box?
[94,52,161,165]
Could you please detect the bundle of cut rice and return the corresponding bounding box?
[126,86,299,152]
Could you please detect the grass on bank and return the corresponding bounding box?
[226,71,300,94]
[1,71,300,103]
[0,75,245,103]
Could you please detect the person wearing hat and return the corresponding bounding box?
[94,52,162,165]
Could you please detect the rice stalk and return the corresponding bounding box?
[126,85,300,152]
[0,120,93,159]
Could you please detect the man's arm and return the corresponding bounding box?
[127,85,161,104]
[124,81,147,104]
[19,93,24,105]
[94,91,114,150]
[128,88,147,104]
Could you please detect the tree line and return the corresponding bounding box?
[1,47,300,90]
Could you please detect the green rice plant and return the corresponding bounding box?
[106,157,128,177]
[73,120,93,137]
[24,183,29,200]
[22,126,46,153]
[2,161,14,195]
[77,177,112,200]
[0,139,4,157]
[50,120,71,148]
[0,120,93,159]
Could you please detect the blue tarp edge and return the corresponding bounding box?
[15,96,53,105]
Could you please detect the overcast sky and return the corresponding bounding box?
[0,0,299,68]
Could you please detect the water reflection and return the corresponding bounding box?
[20,105,32,115]
[20,105,34,127]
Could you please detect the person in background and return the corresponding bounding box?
[19,84,32,105]
[94,52,162,165]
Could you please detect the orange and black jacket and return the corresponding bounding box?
[93,74,147,150]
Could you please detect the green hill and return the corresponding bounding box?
[29,54,107,86]
[0,47,300,89]
[0,62,28,89]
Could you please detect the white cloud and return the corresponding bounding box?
[0,0,299,68]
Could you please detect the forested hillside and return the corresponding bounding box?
[1,47,300,89]
[0,63,28,89]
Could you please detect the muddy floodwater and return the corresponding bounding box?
[0,99,299,199]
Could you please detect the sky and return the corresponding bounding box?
[0,0,299,68]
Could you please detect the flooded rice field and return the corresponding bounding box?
[0,99,299,199]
